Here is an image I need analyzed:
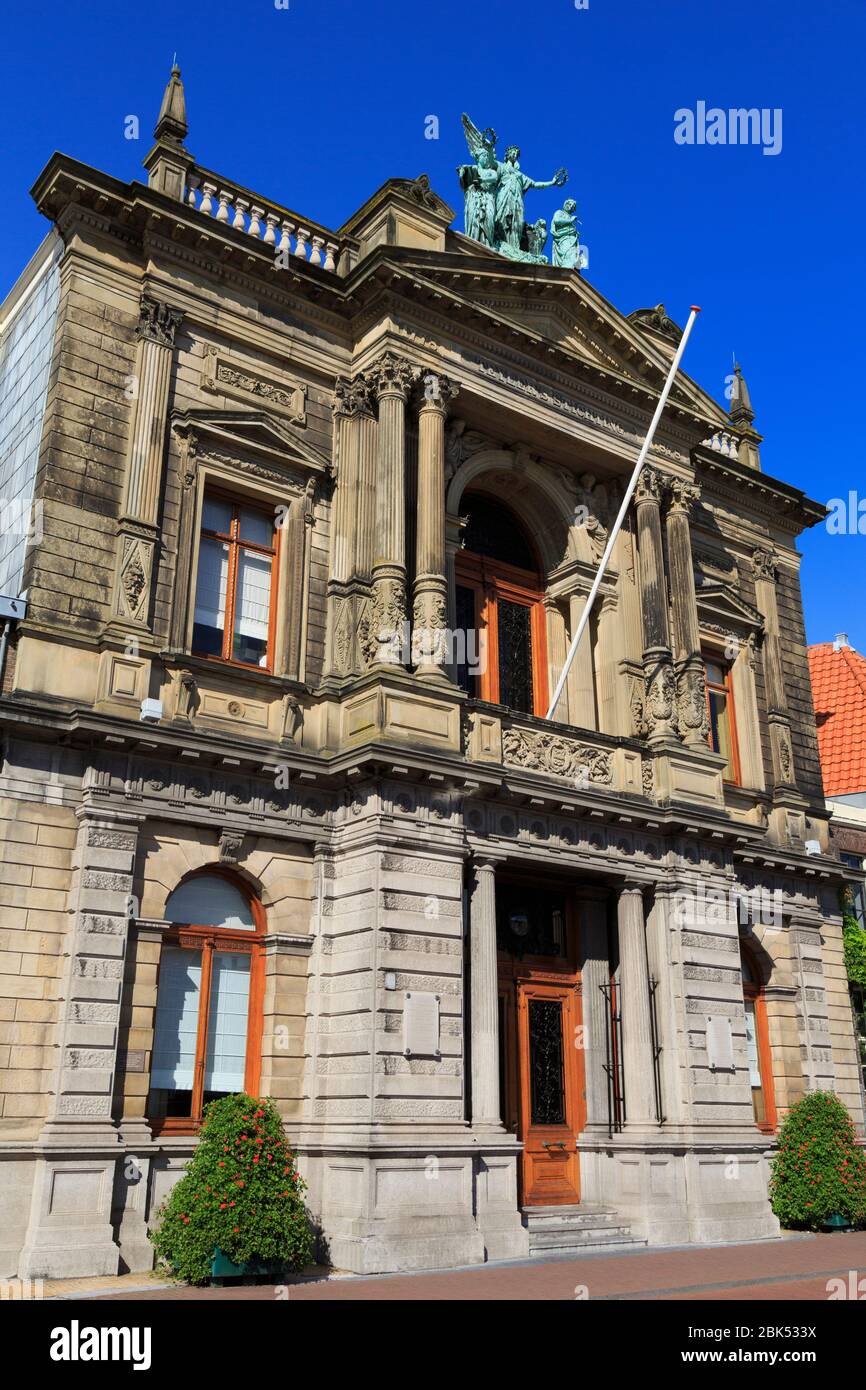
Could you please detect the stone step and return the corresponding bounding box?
[529,1230,646,1256]
[522,1204,646,1257]
[522,1206,622,1229]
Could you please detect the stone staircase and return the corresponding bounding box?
[522,1205,646,1257]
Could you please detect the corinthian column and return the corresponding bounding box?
[470,855,504,1130]
[752,547,796,786]
[110,295,182,632]
[665,479,708,746]
[368,352,416,666]
[412,371,458,678]
[617,882,656,1126]
[325,374,376,677]
[635,466,677,744]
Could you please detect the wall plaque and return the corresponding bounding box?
[706,1015,735,1072]
[403,990,440,1058]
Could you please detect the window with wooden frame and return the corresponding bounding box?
[147,871,265,1135]
[192,492,279,670]
[741,944,776,1133]
[704,654,741,784]
[455,493,548,717]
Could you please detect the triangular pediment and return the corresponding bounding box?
[696,579,764,634]
[171,408,331,479]
[371,246,730,433]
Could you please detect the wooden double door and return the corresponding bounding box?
[497,885,585,1206]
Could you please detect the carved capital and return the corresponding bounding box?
[370,351,417,400]
[332,374,375,419]
[137,295,183,348]
[634,465,662,506]
[752,547,779,583]
[418,371,460,413]
[667,478,701,515]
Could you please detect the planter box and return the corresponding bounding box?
[211,1246,289,1282]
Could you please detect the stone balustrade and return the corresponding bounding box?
[184,167,341,272]
[702,429,740,459]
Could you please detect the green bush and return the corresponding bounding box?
[149,1093,315,1284]
[768,1090,866,1231]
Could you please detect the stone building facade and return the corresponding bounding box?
[0,69,861,1278]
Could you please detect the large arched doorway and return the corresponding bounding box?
[455,492,548,715]
[147,870,265,1133]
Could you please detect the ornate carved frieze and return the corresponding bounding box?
[500,725,613,784]
[470,358,690,464]
[202,346,306,424]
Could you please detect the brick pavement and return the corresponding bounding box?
[84,1231,866,1301]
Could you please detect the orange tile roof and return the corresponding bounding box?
[808,641,866,797]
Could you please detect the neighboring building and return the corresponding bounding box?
[808,633,866,1105]
[0,67,861,1280]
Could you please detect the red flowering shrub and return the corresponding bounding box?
[768,1090,866,1231]
[149,1093,314,1283]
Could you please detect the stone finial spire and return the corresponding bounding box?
[154,61,187,144]
[729,361,754,426]
[144,62,192,201]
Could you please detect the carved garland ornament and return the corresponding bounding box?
[501,726,613,784]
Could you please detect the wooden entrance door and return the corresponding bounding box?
[496,884,584,1207]
[517,980,582,1205]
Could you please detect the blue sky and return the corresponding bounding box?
[2,0,864,648]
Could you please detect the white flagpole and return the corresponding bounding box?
[546,305,701,722]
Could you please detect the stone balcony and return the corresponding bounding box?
[463,702,651,801]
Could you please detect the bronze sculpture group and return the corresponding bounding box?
[458,114,580,268]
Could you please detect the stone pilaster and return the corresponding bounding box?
[412,372,458,678]
[752,547,797,788]
[469,855,504,1131]
[166,422,198,655]
[325,374,377,677]
[19,807,143,1279]
[576,886,611,1132]
[566,590,597,730]
[617,882,656,1127]
[110,295,182,635]
[665,479,708,746]
[635,466,677,744]
[368,352,416,667]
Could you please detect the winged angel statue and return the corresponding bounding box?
[457,113,568,264]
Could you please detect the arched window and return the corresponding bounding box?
[741,945,776,1132]
[455,492,547,716]
[148,870,265,1133]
